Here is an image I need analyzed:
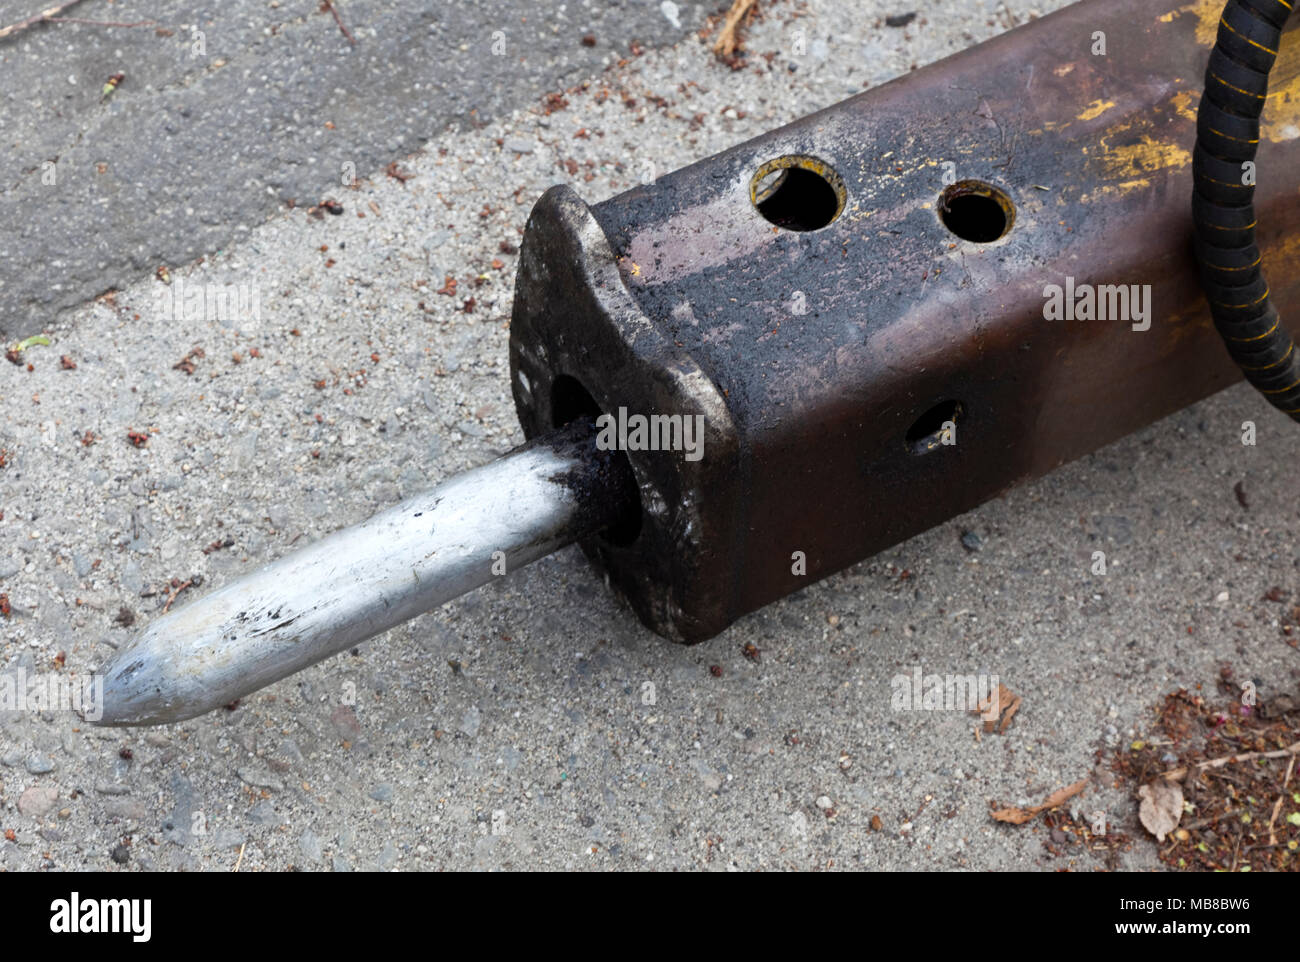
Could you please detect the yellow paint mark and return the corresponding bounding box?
[1150,19,1300,142]
[1261,231,1300,271]
[1080,179,1151,204]
[1053,63,1075,78]
[1264,66,1300,143]
[1078,99,1116,121]
[1098,135,1191,180]
[1161,305,1215,349]
[1158,0,1220,47]
[1170,90,1199,123]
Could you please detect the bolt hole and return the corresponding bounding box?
[906,400,964,455]
[752,155,846,231]
[938,180,1014,243]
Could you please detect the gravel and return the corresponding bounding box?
[24,752,54,775]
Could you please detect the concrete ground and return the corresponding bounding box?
[0,0,713,337]
[2,0,1299,871]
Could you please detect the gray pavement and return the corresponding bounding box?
[2,0,1299,871]
[0,0,711,338]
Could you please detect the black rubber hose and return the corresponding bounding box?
[1192,0,1300,422]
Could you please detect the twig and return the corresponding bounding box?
[713,0,758,58]
[233,841,246,872]
[1243,841,1290,852]
[162,578,194,613]
[0,0,85,40]
[1203,768,1249,787]
[1267,793,1284,846]
[1268,752,1296,846]
[1159,740,1300,780]
[1178,811,1230,832]
[321,0,355,46]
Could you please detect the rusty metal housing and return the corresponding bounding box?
[510,0,1300,643]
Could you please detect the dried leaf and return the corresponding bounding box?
[974,682,1023,734]
[998,691,1022,734]
[991,778,1087,825]
[1138,779,1184,842]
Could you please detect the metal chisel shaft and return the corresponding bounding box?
[95,418,638,726]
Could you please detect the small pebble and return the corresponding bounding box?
[299,829,323,863]
[460,705,482,738]
[237,765,284,792]
[18,785,58,817]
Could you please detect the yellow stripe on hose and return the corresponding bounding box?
[1212,286,1270,309]
[1226,317,1280,342]
[1239,343,1295,370]
[1211,256,1263,271]
[1218,16,1279,56]
[1201,219,1258,230]
[1205,125,1259,144]
[1199,173,1251,187]
[1261,376,1300,395]
[1209,72,1268,99]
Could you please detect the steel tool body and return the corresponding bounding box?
[98,0,1300,725]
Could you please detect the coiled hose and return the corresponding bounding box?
[1193,0,1300,421]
